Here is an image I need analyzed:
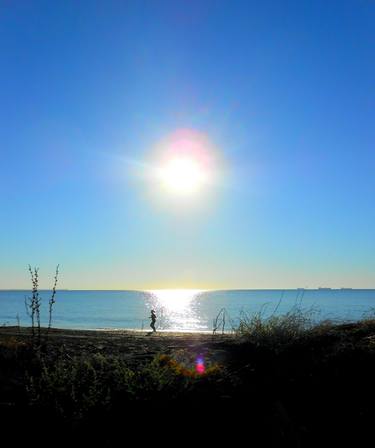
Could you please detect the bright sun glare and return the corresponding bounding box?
[149,289,202,313]
[159,157,206,195]
[152,129,216,198]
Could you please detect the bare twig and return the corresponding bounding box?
[47,264,60,333]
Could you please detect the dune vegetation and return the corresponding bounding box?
[0,308,374,447]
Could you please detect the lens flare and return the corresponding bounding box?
[196,356,205,374]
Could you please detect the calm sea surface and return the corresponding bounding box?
[0,289,374,332]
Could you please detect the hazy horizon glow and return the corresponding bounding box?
[1,1,374,289]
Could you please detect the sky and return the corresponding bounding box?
[0,0,374,289]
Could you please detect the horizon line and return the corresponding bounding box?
[1,287,374,292]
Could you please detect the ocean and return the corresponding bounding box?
[0,288,374,332]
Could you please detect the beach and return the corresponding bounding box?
[0,326,233,366]
[3,2,374,446]
[0,321,374,447]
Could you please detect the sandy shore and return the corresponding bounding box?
[0,326,234,365]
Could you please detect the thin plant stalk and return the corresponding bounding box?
[47,264,60,334]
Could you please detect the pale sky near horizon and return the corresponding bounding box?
[1,0,375,290]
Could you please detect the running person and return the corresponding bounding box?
[150,309,157,332]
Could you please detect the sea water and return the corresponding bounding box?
[0,289,374,332]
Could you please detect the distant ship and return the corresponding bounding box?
[318,287,332,291]
[340,287,353,290]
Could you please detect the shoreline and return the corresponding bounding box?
[0,325,225,337]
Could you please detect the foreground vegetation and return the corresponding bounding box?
[0,313,374,447]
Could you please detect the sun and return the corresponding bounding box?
[152,128,215,198]
[159,157,206,195]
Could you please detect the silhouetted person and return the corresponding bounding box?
[150,309,156,332]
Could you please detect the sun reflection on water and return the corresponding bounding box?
[146,289,205,331]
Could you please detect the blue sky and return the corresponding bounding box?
[1,0,374,289]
